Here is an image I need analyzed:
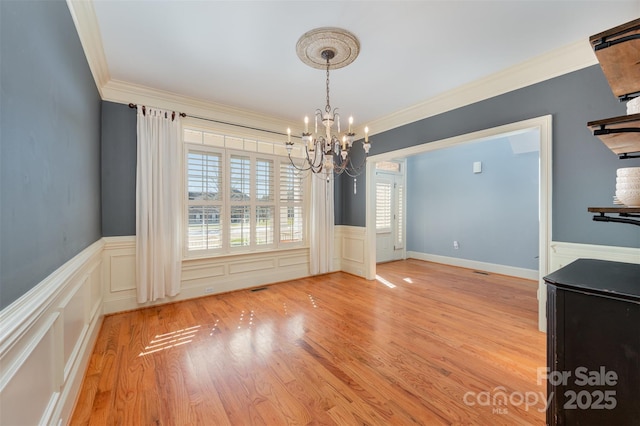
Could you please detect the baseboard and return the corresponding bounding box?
[406,251,539,280]
[0,239,104,426]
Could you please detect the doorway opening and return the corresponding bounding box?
[364,115,552,332]
[375,160,406,263]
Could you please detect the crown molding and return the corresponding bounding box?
[363,39,597,137]
[66,0,110,97]
[102,79,296,135]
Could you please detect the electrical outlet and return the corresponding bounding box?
[453,241,459,250]
[204,287,214,294]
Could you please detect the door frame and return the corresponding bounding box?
[364,115,552,332]
[374,164,407,263]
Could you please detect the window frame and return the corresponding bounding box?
[183,123,307,259]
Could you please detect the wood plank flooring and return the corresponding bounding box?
[71,260,546,425]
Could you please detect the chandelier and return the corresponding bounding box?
[285,28,371,177]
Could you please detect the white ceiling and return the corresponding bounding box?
[90,1,639,128]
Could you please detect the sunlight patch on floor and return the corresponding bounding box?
[375,274,397,289]
[139,325,201,356]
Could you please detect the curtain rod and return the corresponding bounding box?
[128,103,295,139]
[128,103,182,121]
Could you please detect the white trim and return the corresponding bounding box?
[65,0,110,97]
[365,115,553,331]
[407,251,539,281]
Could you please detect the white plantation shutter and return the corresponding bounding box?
[279,163,304,243]
[187,151,223,250]
[230,154,251,247]
[256,159,274,246]
[376,181,392,231]
[396,183,404,248]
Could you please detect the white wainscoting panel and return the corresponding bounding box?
[336,226,367,277]
[549,241,640,272]
[0,239,104,426]
[103,236,311,313]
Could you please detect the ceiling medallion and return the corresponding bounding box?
[286,27,370,178]
[296,27,360,70]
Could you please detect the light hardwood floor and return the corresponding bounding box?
[71,259,546,425]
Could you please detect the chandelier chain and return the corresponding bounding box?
[325,58,331,113]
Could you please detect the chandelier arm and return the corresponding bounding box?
[343,156,368,177]
[306,145,325,174]
[333,158,349,175]
[287,154,313,172]
[308,143,324,167]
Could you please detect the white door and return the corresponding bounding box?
[375,165,405,263]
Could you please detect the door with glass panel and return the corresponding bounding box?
[375,161,405,263]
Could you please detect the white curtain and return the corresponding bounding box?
[136,106,182,303]
[309,173,334,275]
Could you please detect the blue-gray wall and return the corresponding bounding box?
[101,102,137,236]
[0,0,102,309]
[337,65,640,249]
[407,133,539,270]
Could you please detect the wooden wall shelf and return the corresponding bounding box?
[587,18,640,226]
[587,113,640,158]
[590,18,640,100]
[588,207,640,226]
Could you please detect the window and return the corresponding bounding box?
[376,161,401,173]
[185,127,305,256]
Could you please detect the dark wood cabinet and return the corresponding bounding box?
[544,259,640,425]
